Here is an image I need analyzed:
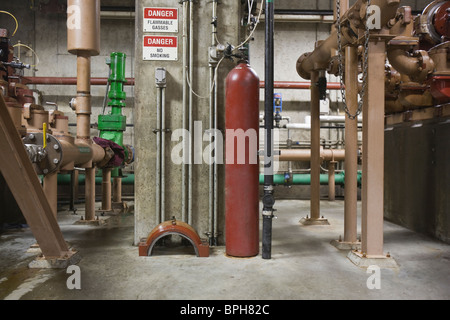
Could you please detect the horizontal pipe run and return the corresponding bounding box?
[22,77,338,90]
[260,81,342,90]
[56,173,135,185]
[259,172,362,186]
[22,77,135,86]
[274,148,346,162]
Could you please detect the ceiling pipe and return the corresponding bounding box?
[296,0,401,80]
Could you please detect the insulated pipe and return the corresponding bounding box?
[328,161,336,201]
[344,45,359,244]
[262,0,275,260]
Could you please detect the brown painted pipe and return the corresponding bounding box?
[22,77,135,86]
[102,168,112,211]
[259,81,342,90]
[276,148,345,162]
[297,0,401,79]
[387,45,435,82]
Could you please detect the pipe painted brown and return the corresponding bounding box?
[296,0,401,80]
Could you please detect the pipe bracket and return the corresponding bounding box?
[138,219,209,257]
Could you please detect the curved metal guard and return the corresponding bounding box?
[138,218,209,257]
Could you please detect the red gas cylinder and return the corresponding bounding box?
[225,61,260,257]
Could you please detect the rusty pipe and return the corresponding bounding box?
[296,0,401,79]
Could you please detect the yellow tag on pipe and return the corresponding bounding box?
[43,122,47,149]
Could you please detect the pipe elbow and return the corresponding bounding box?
[296,53,312,80]
[387,47,435,82]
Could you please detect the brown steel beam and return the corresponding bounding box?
[344,46,359,244]
[361,39,386,257]
[0,93,71,258]
[310,71,321,220]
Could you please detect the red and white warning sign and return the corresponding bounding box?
[143,7,178,33]
[143,36,178,61]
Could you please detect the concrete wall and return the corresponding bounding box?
[384,118,450,244]
[133,0,242,245]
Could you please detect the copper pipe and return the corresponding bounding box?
[344,45,359,243]
[101,168,112,211]
[361,40,386,257]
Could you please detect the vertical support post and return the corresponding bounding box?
[300,71,329,225]
[112,177,122,203]
[84,167,96,221]
[328,161,336,201]
[101,168,112,211]
[262,0,275,260]
[310,71,320,219]
[361,39,386,257]
[344,45,359,244]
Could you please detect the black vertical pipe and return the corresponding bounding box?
[262,0,275,260]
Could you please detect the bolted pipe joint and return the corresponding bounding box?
[387,41,435,82]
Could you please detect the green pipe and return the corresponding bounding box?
[56,173,135,185]
[54,171,361,187]
[258,172,362,186]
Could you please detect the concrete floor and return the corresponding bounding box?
[0,199,449,300]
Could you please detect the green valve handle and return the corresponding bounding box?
[108,52,127,108]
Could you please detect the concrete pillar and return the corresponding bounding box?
[134,0,242,245]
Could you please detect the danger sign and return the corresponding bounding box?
[143,7,178,33]
[143,36,178,61]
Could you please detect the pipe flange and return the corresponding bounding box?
[296,53,312,80]
[23,132,63,175]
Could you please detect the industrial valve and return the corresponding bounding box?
[22,130,63,175]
